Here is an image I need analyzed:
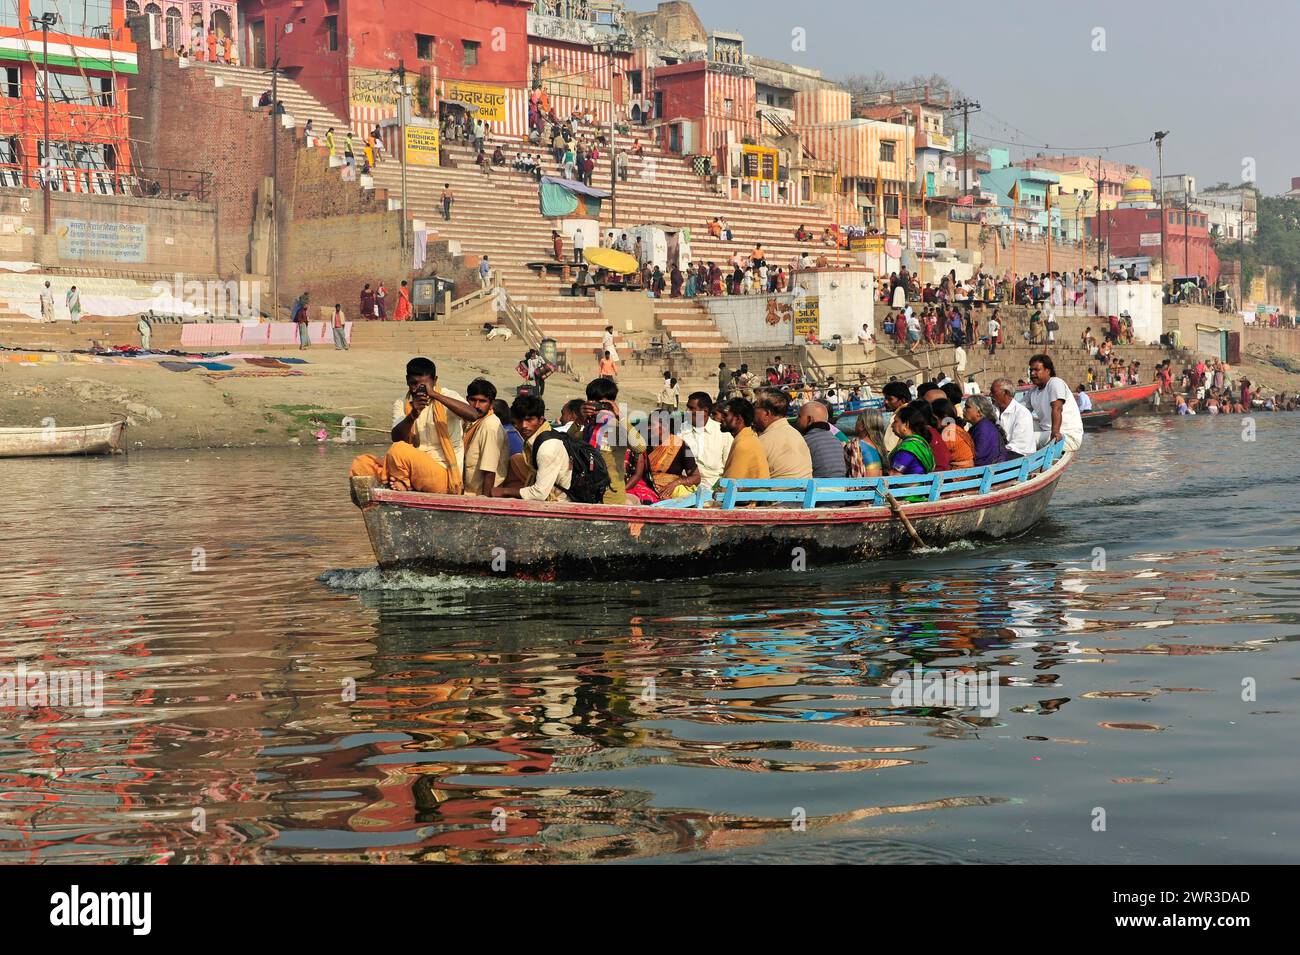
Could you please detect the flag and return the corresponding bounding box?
[1007,182,1020,203]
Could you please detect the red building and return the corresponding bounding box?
[237,0,532,134]
[652,60,757,158]
[1089,176,1219,282]
[0,2,137,191]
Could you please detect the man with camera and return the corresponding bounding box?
[349,357,468,494]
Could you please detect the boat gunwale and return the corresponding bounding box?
[364,450,1073,527]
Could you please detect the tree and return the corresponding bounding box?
[1218,191,1300,308]
[842,72,963,102]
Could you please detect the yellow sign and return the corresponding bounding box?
[443,81,507,122]
[849,235,885,254]
[349,69,401,109]
[740,144,779,181]
[405,126,440,166]
[794,296,820,338]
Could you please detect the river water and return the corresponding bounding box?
[2,413,1297,864]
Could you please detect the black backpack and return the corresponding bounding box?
[531,430,611,504]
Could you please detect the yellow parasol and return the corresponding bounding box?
[583,247,638,274]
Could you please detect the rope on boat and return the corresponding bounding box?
[884,491,926,549]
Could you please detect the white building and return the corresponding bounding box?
[1158,175,1257,242]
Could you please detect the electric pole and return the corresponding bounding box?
[1153,130,1168,284]
[952,98,980,248]
[392,61,409,250]
[271,18,281,320]
[32,11,58,234]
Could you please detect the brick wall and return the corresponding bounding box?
[129,49,406,305]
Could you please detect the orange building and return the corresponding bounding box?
[0,2,137,191]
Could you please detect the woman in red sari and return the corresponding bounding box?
[393,280,412,321]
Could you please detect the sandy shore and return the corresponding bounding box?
[0,345,686,451]
[5,340,1299,452]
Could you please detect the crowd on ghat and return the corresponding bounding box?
[348,349,1084,507]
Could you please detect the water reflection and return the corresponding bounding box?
[1,417,1298,863]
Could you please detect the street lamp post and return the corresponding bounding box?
[31,11,59,234]
[270,20,292,320]
[1153,130,1169,283]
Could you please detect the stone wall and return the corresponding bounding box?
[129,48,406,309]
[700,291,797,346]
[1242,326,1300,357]
[0,190,218,274]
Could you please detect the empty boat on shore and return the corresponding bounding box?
[0,420,126,458]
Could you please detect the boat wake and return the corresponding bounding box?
[317,566,507,592]
[910,539,979,556]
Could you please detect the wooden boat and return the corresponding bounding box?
[1076,382,1159,429]
[0,419,126,458]
[350,439,1071,581]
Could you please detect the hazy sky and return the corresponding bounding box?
[681,0,1298,194]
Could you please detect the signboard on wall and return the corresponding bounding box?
[405,126,440,166]
[56,218,146,262]
[1139,232,1162,247]
[443,81,507,122]
[849,235,885,254]
[793,296,820,338]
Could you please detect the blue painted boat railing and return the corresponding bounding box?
[653,439,1066,510]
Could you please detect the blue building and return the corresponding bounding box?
[978,166,1062,240]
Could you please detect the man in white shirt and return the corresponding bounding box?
[990,377,1037,457]
[1075,384,1093,413]
[954,343,967,377]
[676,392,733,497]
[963,377,980,396]
[491,394,572,501]
[1026,355,1084,452]
[986,313,1000,355]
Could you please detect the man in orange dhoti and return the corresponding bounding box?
[350,357,468,493]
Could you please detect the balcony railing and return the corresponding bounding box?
[0,163,212,202]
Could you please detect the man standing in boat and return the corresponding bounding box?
[1026,355,1084,452]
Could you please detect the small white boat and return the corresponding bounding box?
[0,420,126,458]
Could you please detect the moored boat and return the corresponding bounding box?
[1076,382,1160,429]
[351,439,1071,581]
[0,419,126,458]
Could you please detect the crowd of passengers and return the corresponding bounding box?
[348,354,1080,506]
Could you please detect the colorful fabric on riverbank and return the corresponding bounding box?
[203,368,305,379]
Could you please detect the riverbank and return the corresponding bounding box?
[0,344,685,450]
[4,340,1300,451]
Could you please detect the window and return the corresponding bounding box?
[324,15,338,51]
[723,98,733,116]
[31,0,113,38]
[629,70,642,95]
[462,39,479,67]
[37,70,113,107]
[879,141,896,163]
[884,195,900,217]
[417,33,435,61]
[3,68,18,99]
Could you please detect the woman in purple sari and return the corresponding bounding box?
[963,394,1009,467]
